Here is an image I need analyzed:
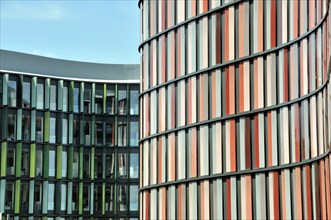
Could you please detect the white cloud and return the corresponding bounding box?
[0,1,65,20]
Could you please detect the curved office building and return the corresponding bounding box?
[0,50,140,219]
[139,0,331,219]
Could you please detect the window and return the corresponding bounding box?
[36,113,44,142]
[95,84,103,114]
[130,185,139,211]
[62,148,67,177]
[118,86,127,115]
[50,115,56,143]
[73,148,79,178]
[130,121,139,146]
[83,149,90,178]
[61,184,67,211]
[22,113,30,142]
[118,119,127,146]
[106,85,115,114]
[73,117,80,145]
[49,150,56,177]
[130,87,139,115]
[106,119,114,146]
[94,184,103,212]
[0,74,3,105]
[72,183,79,212]
[62,115,68,144]
[50,81,57,111]
[84,84,91,113]
[130,153,139,178]
[5,181,14,210]
[95,120,103,146]
[83,184,90,211]
[94,150,103,178]
[7,147,15,175]
[117,185,128,211]
[74,84,80,113]
[21,182,29,212]
[118,153,127,178]
[105,184,115,212]
[36,146,43,177]
[34,182,42,212]
[22,78,31,108]
[8,76,17,107]
[8,114,16,141]
[106,150,114,178]
[36,79,44,109]
[48,183,55,211]
[84,120,91,145]
[21,147,30,176]
[63,82,69,112]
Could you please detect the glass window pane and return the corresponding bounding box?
[118,86,127,115]
[130,121,139,146]
[84,120,91,146]
[8,77,17,107]
[83,184,90,211]
[72,183,79,211]
[117,153,127,178]
[23,79,31,108]
[61,184,67,211]
[95,85,103,114]
[94,151,103,178]
[118,119,127,146]
[37,79,44,109]
[95,121,103,146]
[5,181,14,210]
[94,184,103,212]
[22,147,30,176]
[73,147,79,178]
[106,120,114,146]
[7,147,15,175]
[8,114,16,141]
[106,85,115,114]
[62,149,67,177]
[84,84,91,113]
[106,150,114,178]
[63,83,68,112]
[129,185,138,211]
[62,115,68,144]
[74,85,79,113]
[50,82,57,110]
[36,146,43,177]
[117,185,127,211]
[83,149,90,178]
[49,150,55,177]
[130,88,139,115]
[48,183,55,210]
[50,116,56,143]
[34,182,42,212]
[36,113,44,142]
[105,184,114,212]
[0,74,3,105]
[22,114,30,142]
[130,153,139,178]
[21,182,29,212]
[73,117,80,145]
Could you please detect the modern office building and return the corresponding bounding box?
[139,0,331,219]
[0,50,140,220]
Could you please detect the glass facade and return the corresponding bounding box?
[139,0,331,219]
[0,72,139,219]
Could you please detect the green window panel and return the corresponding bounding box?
[68,146,73,179]
[79,146,83,179]
[68,114,73,144]
[28,180,34,214]
[90,182,94,214]
[69,81,74,112]
[67,182,73,214]
[91,115,95,146]
[43,145,49,178]
[14,179,21,213]
[15,142,22,177]
[80,82,84,113]
[42,181,48,214]
[45,78,50,109]
[102,182,105,215]
[30,144,36,178]
[16,109,22,141]
[90,147,95,181]
[91,83,95,113]
[56,145,62,179]
[58,80,63,111]
[0,142,7,176]
[44,111,50,143]
[31,77,37,108]
[78,182,83,214]
[2,74,8,106]
[103,84,107,114]
[31,110,36,142]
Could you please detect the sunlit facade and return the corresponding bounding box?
[0,50,140,219]
[139,0,331,219]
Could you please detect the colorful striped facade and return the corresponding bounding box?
[139,0,331,219]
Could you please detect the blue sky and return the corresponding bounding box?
[0,0,140,64]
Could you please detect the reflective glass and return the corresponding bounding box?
[8,77,17,107]
[130,89,139,114]
[22,79,31,108]
[129,185,139,211]
[130,153,139,178]
[118,87,127,115]
[50,82,57,110]
[130,121,139,146]
[117,185,128,211]
[36,80,44,109]
[7,114,16,141]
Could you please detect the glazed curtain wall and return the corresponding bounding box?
[0,72,139,219]
[139,0,331,219]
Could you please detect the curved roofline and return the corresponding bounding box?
[0,49,140,82]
